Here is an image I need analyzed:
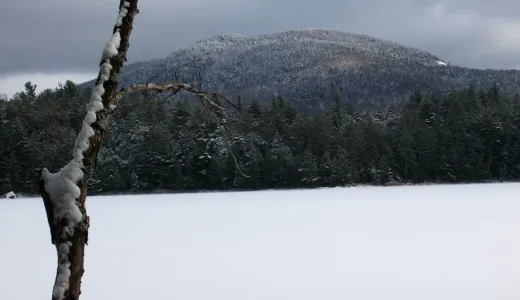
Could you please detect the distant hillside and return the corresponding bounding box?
[81,29,520,111]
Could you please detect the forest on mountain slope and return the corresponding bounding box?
[2,80,520,195]
[80,29,520,112]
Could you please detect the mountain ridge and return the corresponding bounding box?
[81,29,520,111]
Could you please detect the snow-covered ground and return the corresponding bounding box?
[1,183,519,300]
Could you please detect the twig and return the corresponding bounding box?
[114,81,249,178]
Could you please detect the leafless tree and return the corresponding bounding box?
[38,1,237,299]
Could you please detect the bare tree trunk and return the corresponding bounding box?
[38,2,244,299]
[39,1,139,299]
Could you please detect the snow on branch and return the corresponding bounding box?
[39,1,139,300]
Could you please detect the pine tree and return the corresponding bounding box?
[299,149,320,186]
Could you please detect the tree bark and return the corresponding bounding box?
[39,1,139,299]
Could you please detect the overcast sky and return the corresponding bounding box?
[1,0,520,96]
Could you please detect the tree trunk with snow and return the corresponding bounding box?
[39,1,139,299]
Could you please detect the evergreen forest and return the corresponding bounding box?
[2,80,520,195]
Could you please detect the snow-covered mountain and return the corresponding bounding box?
[81,29,520,110]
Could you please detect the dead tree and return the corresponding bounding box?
[39,1,140,299]
[39,1,241,299]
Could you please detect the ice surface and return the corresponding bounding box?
[1,183,519,300]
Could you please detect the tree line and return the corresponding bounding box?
[2,80,520,195]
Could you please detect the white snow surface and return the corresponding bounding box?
[1,183,519,300]
[115,1,130,27]
[436,60,447,66]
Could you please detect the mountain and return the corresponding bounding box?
[81,29,520,111]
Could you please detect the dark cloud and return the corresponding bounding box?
[1,0,519,77]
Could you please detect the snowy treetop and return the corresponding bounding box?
[79,29,520,111]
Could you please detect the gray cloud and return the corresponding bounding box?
[1,0,519,77]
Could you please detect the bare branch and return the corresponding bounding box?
[115,81,249,178]
[115,81,240,110]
